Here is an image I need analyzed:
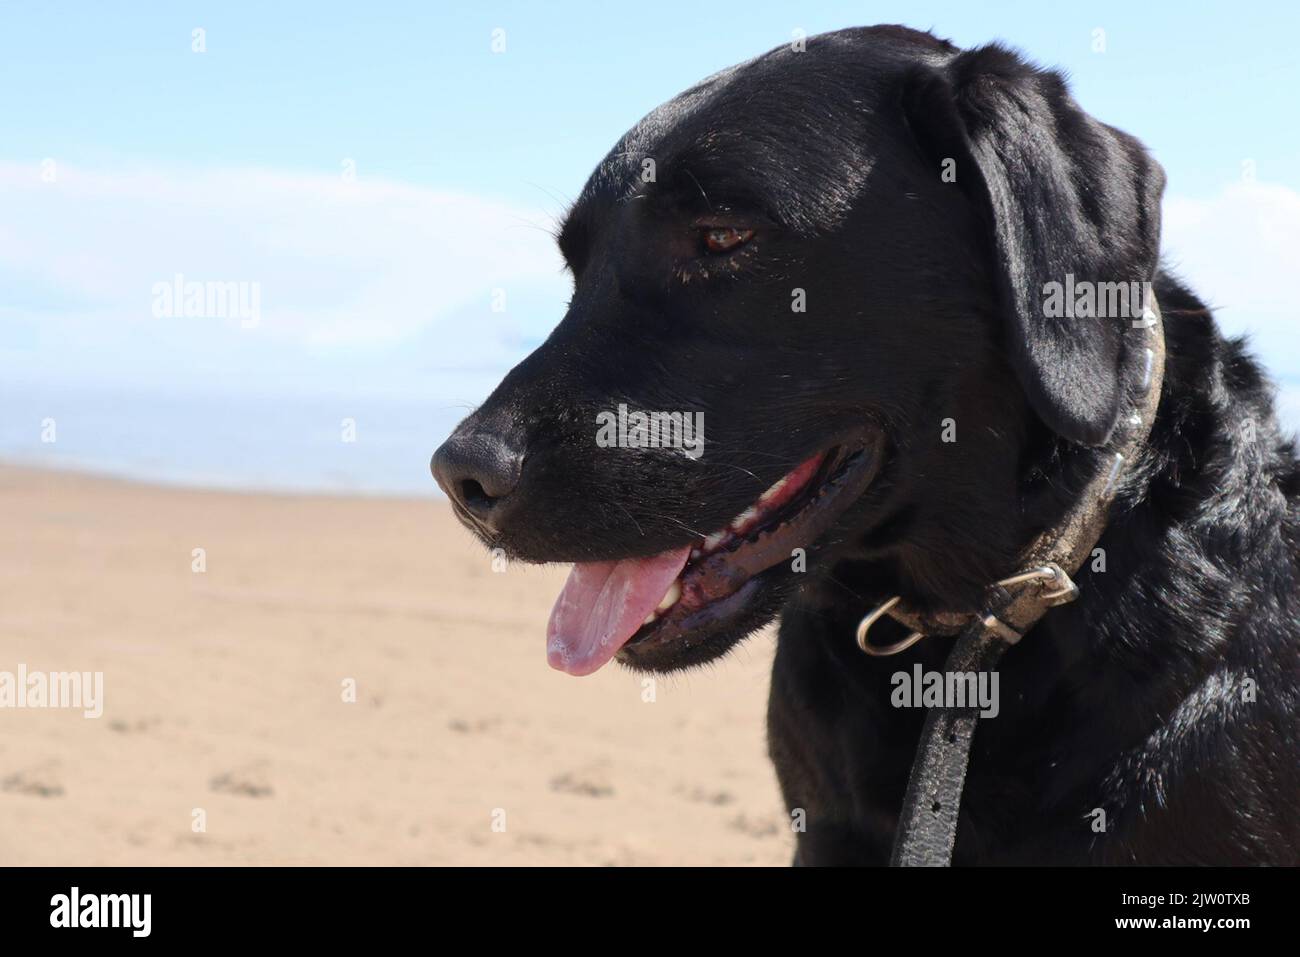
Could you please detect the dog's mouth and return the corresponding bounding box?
[546,437,882,675]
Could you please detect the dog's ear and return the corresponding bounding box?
[899,45,1165,446]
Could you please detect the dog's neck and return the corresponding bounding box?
[813,271,1294,670]
[867,295,1165,648]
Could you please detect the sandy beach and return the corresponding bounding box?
[0,465,791,866]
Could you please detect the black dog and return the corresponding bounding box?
[432,26,1300,864]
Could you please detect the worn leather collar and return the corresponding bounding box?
[860,293,1166,867]
[858,295,1166,655]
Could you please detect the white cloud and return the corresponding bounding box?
[1162,180,1300,380]
[0,161,570,395]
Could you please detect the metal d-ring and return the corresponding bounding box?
[856,596,926,657]
[855,563,1080,657]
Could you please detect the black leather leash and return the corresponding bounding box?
[889,611,1008,867]
[885,566,1077,865]
[857,297,1167,867]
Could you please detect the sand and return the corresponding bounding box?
[0,465,792,866]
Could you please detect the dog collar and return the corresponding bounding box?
[856,293,1166,866]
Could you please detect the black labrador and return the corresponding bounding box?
[432,26,1300,865]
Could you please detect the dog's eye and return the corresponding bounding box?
[701,226,754,254]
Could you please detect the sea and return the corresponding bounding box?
[3,380,1299,498]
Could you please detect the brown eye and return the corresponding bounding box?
[702,226,754,254]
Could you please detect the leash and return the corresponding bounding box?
[855,296,1166,866]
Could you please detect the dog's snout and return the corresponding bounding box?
[430,429,525,531]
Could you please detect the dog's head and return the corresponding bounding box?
[432,26,1164,675]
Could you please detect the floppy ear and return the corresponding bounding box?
[899,45,1166,446]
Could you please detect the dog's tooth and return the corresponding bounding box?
[642,611,659,626]
[703,531,727,552]
[656,580,682,612]
[758,476,788,506]
[730,507,758,532]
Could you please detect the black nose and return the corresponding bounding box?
[430,428,524,532]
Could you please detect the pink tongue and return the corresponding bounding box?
[547,547,692,676]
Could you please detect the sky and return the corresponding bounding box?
[1,1,1298,491]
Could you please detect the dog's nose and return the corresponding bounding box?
[430,429,524,531]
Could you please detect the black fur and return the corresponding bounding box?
[433,26,1300,864]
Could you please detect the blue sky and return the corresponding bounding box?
[2,2,1298,490]
[5,2,1298,201]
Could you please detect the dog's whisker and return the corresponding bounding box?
[683,170,712,211]
[653,514,710,539]
[521,180,575,217]
[611,501,645,537]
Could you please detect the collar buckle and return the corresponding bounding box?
[855,562,1080,657]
